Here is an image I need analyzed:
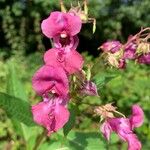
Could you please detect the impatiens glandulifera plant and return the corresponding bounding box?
[30,1,149,150]
[0,0,150,150]
[99,27,150,69]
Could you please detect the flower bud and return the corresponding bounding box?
[80,81,98,96]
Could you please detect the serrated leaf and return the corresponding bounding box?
[63,104,77,136]
[6,61,37,142]
[0,92,35,126]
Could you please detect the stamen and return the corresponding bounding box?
[60,33,67,38]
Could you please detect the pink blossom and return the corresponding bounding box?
[124,42,137,60]
[32,97,69,135]
[41,11,82,38]
[80,81,98,96]
[100,105,144,150]
[44,48,84,74]
[32,65,69,96]
[137,53,150,64]
[99,41,122,53]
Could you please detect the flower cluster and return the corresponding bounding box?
[31,11,84,135]
[99,28,150,68]
[95,104,144,150]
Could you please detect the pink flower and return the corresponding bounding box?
[44,48,84,74]
[80,81,98,96]
[100,105,144,150]
[32,65,69,96]
[32,97,70,135]
[41,11,82,38]
[124,42,137,60]
[137,53,150,64]
[99,41,122,53]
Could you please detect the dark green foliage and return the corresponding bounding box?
[0,92,35,126]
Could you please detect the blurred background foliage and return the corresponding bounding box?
[0,0,150,149]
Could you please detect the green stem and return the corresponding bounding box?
[33,129,47,150]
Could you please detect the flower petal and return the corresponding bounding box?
[124,42,136,60]
[65,13,82,36]
[127,134,142,150]
[130,105,144,129]
[54,101,70,131]
[44,48,84,74]
[32,98,70,135]
[41,11,65,38]
[41,11,82,38]
[32,100,53,129]
[32,65,69,96]
[100,121,112,140]
[108,118,132,141]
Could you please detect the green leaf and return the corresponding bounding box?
[0,92,35,126]
[93,73,118,88]
[6,61,27,101]
[63,103,77,136]
[40,131,106,150]
[66,131,106,150]
[6,61,37,142]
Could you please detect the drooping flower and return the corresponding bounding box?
[41,11,82,39]
[100,105,144,150]
[99,41,122,53]
[80,80,98,96]
[101,118,142,150]
[99,41,126,69]
[124,42,137,60]
[32,65,69,97]
[137,53,150,64]
[32,97,70,135]
[44,48,84,74]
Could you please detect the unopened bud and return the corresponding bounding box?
[80,81,98,96]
